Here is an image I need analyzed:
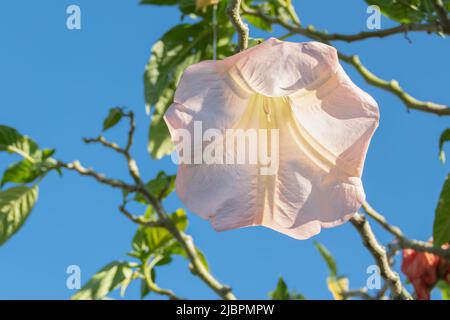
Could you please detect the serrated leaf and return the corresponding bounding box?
[71,261,133,300]
[434,174,450,247]
[314,241,338,277]
[439,128,450,163]
[0,185,39,246]
[103,107,124,132]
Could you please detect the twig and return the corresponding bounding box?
[83,136,126,155]
[227,0,249,51]
[56,160,137,192]
[338,53,450,116]
[242,7,445,42]
[350,213,412,300]
[142,257,180,300]
[56,111,237,300]
[242,7,450,117]
[118,203,165,228]
[362,201,450,260]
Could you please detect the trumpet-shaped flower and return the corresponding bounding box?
[164,38,379,239]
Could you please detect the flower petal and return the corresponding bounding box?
[225,38,339,97]
[164,39,379,240]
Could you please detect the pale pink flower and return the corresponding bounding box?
[164,38,379,239]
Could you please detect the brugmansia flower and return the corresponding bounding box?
[164,38,379,239]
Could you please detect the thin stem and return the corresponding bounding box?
[55,111,237,300]
[338,53,450,116]
[142,257,180,300]
[242,7,445,42]
[227,0,249,51]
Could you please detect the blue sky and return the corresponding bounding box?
[0,1,449,300]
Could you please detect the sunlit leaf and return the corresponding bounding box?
[71,261,134,300]
[0,185,39,246]
[144,7,235,159]
[0,125,41,161]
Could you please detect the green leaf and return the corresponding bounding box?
[1,160,41,187]
[243,14,273,31]
[132,209,187,258]
[136,171,176,203]
[71,261,133,300]
[144,22,210,159]
[0,185,39,246]
[439,128,450,163]
[144,15,235,159]
[437,280,450,300]
[171,208,188,231]
[269,277,289,300]
[102,107,124,132]
[148,86,176,159]
[1,150,56,187]
[434,174,450,247]
[0,125,41,161]
[269,277,305,300]
[314,241,338,277]
[365,0,445,24]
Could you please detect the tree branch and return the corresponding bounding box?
[350,213,412,300]
[242,7,445,42]
[242,7,450,116]
[56,111,237,300]
[56,160,137,192]
[338,53,450,116]
[362,201,450,260]
[227,0,249,51]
